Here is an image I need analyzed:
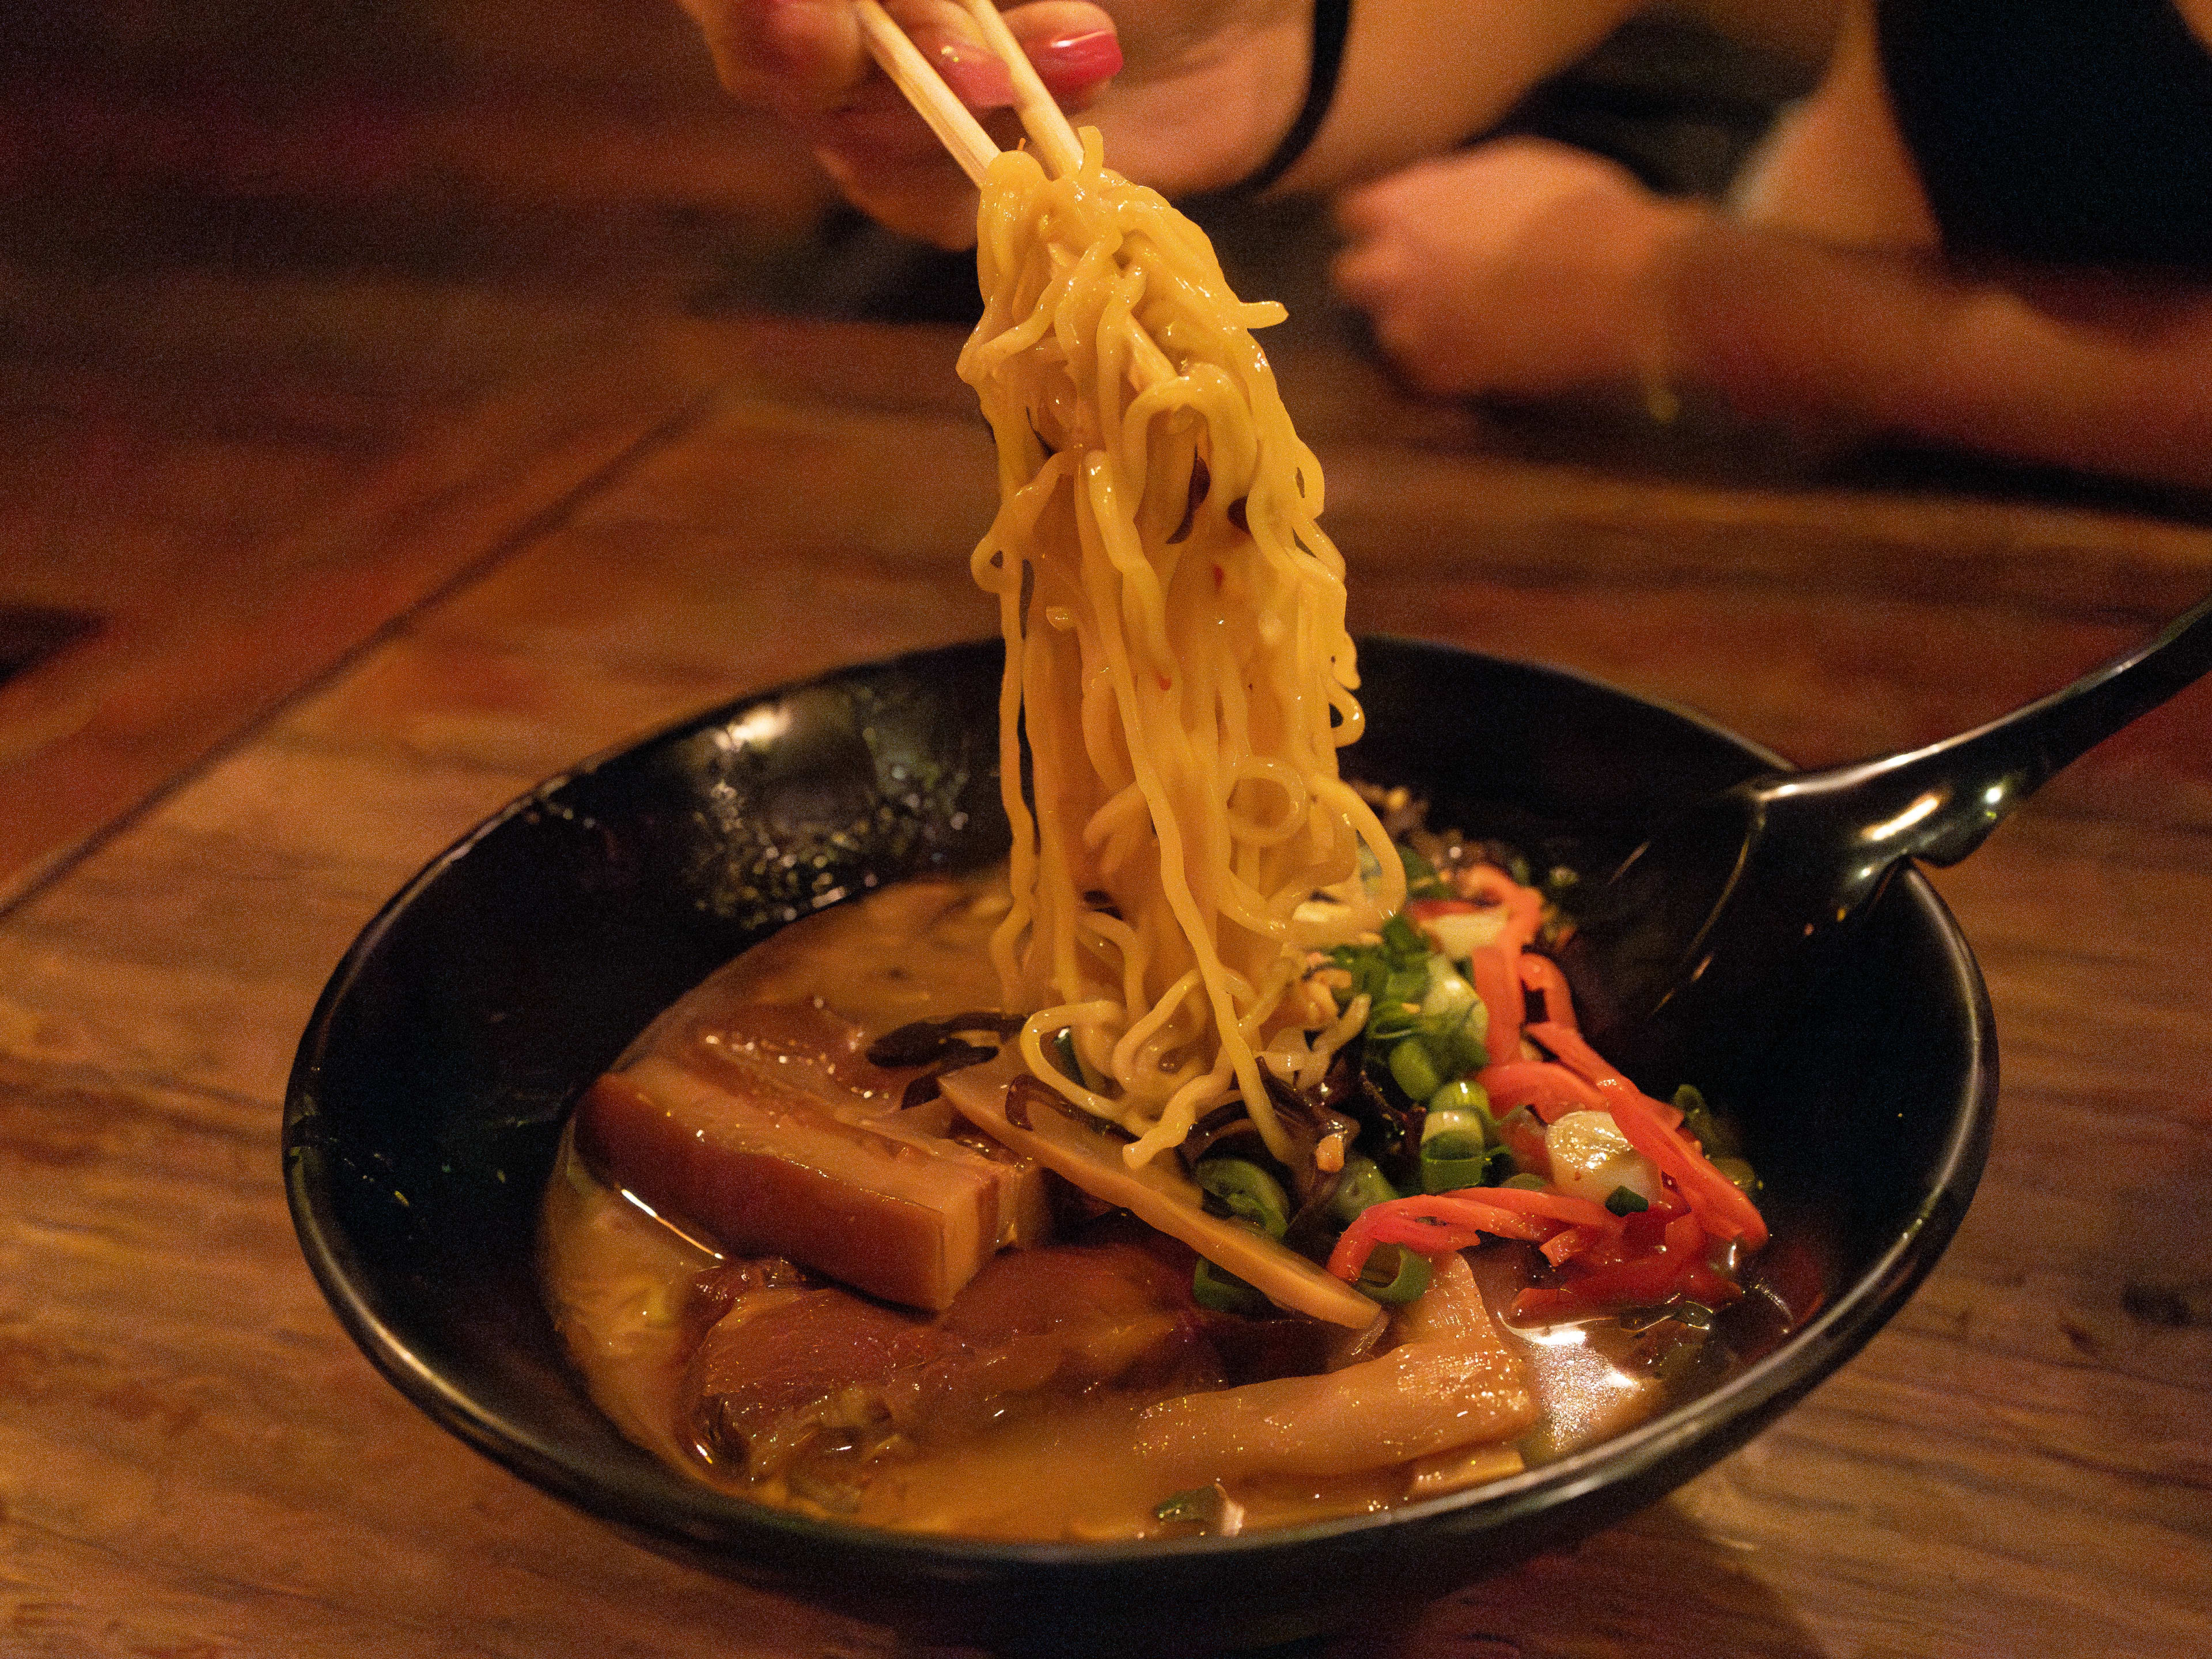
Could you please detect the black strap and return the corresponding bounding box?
[1241,0,1353,193]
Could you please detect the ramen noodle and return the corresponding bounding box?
[962,133,1403,1171]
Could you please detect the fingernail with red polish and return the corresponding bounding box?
[1029,29,1123,92]
[932,41,1016,108]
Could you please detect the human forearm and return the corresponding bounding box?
[1005,0,1649,197]
[1660,213,2212,490]
[1282,0,1643,190]
[670,0,1658,242]
[1333,138,2212,491]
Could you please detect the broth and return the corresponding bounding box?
[541,873,1709,1541]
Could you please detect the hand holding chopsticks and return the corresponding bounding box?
[669,1,1119,245]
[858,0,1087,183]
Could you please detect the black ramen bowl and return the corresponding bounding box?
[284,638,1994,1654]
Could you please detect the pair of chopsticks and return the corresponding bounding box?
[855,0,1085,183]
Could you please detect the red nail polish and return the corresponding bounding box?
[1030,29,1123,90]
[931,40,1017,109]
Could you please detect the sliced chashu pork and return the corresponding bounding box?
[686,1226,1212,1479]
[575,1000,1048,1311]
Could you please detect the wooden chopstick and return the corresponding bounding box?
[855,0,999,185]
[957,0,1085,177]
[855,0,1085,184]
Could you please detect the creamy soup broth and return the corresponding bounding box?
[540,874,1679,1540]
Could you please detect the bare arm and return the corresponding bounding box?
[1335,144,2212,492]
[1272,0,1646,191]
[672,0,1650,243]
[1665,217,2212,490]
[1700,0,2212,486]
[1335,0,2212,492]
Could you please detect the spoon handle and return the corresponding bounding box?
[1852,585,2212,868]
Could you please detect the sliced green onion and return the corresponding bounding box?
[1421,1152,1487,1194]
[1423,1101,1493,1144]
[1605,1184,1650,1215]
[1328,1155,1399,1224]
[1426,1078,1493,1122]
[1389,1037,1443,1103]
[1154,1486,1215,1523]
[1380,912,1427,960]
[1420,1104,1488,1192]
[1418,1009,1488,1080]
[1673,1083,1744,1159]
[1191,1259,1267,1313]
[1329,912,1431,1015]
[1422,955,1479,1016]
[1423,1127,1486,1161]
[1154,1483,1241,1529]
[1399,844,1449,900]
[1196,1157,1291,1239]
[1382,965,1430,1010]
[1355,1243,1433,1304]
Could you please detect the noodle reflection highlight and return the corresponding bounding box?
[961,133,1404,1166]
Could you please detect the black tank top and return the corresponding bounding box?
[1877,0,2212,266]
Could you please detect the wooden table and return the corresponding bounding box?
[3,122,2210,1656]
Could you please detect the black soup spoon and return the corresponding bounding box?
[1557,586,2212,1088]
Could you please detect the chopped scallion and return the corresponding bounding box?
[1399,844,1450,900]
[1191,1259,1267,1313]
[1388,1038,1444,1103]
[1605,1184,1650,1215]
[1196,1157,1291,1239]
[1328,1155,1399,1224]
[1421,1152,1487,1194]
[1426,1078,1493,1123]
[1354,1243,1433,1304]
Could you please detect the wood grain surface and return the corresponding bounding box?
[3,18,2210,1657]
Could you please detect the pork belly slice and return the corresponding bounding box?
[675,997,907,1105]
[687,1236,1210,1480]
[575,1003,1049,1311]
[935,1221,1207,1397]
[686,1274,941,1479]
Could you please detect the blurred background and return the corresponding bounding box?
[0,0,1842,901]
[8,0,2205,919]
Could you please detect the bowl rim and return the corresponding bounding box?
[283,636,1998,1577]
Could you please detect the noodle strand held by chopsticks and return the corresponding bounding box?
[963,132,1403,1166]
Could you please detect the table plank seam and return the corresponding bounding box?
[0,391,718,929]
